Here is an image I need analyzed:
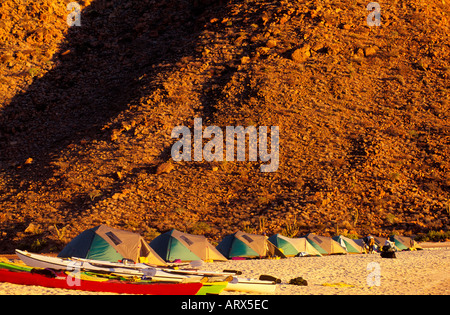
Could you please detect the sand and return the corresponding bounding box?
[0,247,449,295]
[205,247,450,295]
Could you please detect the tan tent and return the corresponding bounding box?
[58,224,167,266]
[268,234,322,257]
[303,233,347,255]
[150,229,227,262]
[216,231,287,259]
[353,238,368,252]
[371,236,395,251]
[373,236,387,247]
[333,235,365,254]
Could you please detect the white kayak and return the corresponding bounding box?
[71,256,239,278]
[16,249,145,277]
[225,277,277,294]
[15,250,199,282]
[15,250,226,283]
[15,250,277,292]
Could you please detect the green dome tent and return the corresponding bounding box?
[332,235,365,254]
[302,233,347,255]
[149,229,227,262]
[58,225,166,266]
[216,231,286,259]
[268,234,322,257]
[390,235,422,251]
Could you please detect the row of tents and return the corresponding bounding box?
[56,225,422,265]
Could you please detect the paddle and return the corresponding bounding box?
[259,274,281,283]
[223,269,242,275]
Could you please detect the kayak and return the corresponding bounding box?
[14,250,277,293]
[0,268,202,295]
[0,261,33,273]
[15,250,144,277]
[71,256,241,278]
[0,261,228,295]
[0,260,127,283]
[225,277,277,294]
[16,251,210,284]
[196,282,228,295]
[15,250,232,283]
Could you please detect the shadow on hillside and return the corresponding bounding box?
[0,0,231,248]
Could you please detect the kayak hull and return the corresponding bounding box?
[13,250,277,294]
[15,250,217,283]
[0,268,202,295]
[0,261,33,273]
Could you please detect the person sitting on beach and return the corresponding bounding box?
[367,236,375,254]
[381,240,397,258]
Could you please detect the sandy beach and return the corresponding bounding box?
[205,247,450,295]
[1,245,449,295]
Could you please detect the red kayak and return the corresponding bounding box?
[0,269,202,295]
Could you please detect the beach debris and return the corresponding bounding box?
[259,274,282,283]
[289,277,308,286]
[380,240,397,258]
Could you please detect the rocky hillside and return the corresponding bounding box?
[0,0,449,252]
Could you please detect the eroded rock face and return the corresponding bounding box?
[0,0,449,252]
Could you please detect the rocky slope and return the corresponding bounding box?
[0,0,449,252]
